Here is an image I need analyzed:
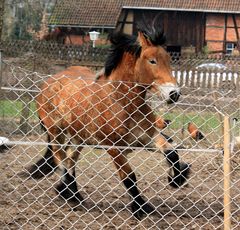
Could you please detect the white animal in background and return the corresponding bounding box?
[0,136,10,152]
[232,118,240,150]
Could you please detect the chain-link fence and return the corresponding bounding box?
[0,58,239,229]
[1,1,239,228]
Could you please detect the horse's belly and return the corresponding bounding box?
[126,127,154,147]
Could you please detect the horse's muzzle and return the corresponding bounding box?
[167,90,181,104]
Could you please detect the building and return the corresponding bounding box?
[48,0,240,54]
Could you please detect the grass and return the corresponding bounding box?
[0,100,38,120]
[161,111,221,132]
[0,99,222,133]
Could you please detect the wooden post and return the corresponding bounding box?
[223,116,231,230]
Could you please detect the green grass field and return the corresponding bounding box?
[0,100,38,120]
[161,111,221,132]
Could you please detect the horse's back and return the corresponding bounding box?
[36,66,109,132]
[54,66,94,78]
[36,66,99,127]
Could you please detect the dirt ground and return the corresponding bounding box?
[1,45,239,229]
[0,134,239,230]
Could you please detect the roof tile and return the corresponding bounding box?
[49,0,240,27]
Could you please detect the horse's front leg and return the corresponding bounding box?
[108,149,154,220]
[155,135,191,187]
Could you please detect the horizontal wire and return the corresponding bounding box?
[0,87,233,113]
[7,140,223,154]
[1,86,40,93]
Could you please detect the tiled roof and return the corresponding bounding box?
[49,0,122,28]
[123,0,240,13]
[49,0,240,27]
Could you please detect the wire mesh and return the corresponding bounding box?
[0,62,240,229]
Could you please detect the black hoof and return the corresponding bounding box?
[55,172,84,204]
[131,200,155,220]
[168,162,191,188]
[55,183,83,204]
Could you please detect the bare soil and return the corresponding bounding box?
[0,57,239,229]
[0,135,239,230]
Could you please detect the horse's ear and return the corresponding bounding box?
[138,31,153,49]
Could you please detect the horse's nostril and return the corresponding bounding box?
[168,91,180,104]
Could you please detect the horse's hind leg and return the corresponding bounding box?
[26,133,57,179]
[54,138,84,205]
[108,149,154,220]
[155,135,191,187]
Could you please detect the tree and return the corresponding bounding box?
[2,0,56,40]
[0,0,5,40]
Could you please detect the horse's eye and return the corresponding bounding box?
[149,59,157,65]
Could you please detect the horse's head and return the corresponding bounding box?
[104,16,180,104]
[135,19,180,104]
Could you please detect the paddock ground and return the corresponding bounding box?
[0,135,239,229]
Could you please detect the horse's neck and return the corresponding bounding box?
[109,52,136,82]
[108,53,147,107]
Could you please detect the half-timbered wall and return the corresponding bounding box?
[206,13,240,53]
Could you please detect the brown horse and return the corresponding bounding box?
[28,20,190,219]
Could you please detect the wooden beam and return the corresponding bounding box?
[223,14,228,53]
[232,14,240,40]
[232,14,240,50]
[206,25,240,29]
[207,39,235,43]
[120,9,129,33]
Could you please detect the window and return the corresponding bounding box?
[226,42,236,54]
[167,46,181,61]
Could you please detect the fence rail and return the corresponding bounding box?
[0,40,239,93]
[0,40,108,62]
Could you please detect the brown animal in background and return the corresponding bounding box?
[155,116,173,143]
[26,17,190,220]
[188,122,204,141]
[155,116,171,129]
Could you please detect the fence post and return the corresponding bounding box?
[223,116,231,230]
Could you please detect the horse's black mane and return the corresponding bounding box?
[104,16,166,77]
[137,15,166,46]
[104,32,141,77]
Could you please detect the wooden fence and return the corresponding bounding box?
[0,40,108,62]
[0,39,240,93]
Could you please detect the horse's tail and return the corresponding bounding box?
[23,119,57,179]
